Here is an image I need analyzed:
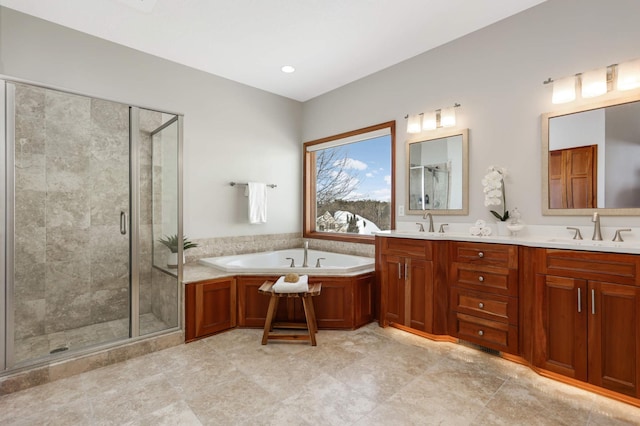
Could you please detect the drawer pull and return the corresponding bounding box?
[478,252,484,258]
[478,330,484,336]
[478,276,484,282]
[478,302,484,309]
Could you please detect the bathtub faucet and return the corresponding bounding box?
[302,240,309,267]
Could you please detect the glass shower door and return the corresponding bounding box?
[135,108,180,336]
[8,82,131,366]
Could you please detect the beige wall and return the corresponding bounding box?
[0,6,303,239]
[302,0,640,228]
[3,0,640,235]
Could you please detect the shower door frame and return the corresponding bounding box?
[0,77,183,372]
[1,81,8,371]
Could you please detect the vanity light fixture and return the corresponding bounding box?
[545,58,640,103]
[440,107,456,127]
[407,114,422,133]
[551,75,576,104]
[581,67,608,98]
[422,111,437,131]
[617,58,640,90]
[405,103,460,133]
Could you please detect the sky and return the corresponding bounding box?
[327,135,391,202]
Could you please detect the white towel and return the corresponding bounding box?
[272,275,309,293]
[246,182,267,224]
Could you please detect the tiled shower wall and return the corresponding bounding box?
[13,84,177,343]
[14,84,130,340]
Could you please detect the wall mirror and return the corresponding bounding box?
[542,92,640,215]
[406,128,468,215]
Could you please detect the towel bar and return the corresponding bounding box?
[230,182,277,188]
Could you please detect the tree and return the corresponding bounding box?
[346,214,359,233]
[315,146,360,207]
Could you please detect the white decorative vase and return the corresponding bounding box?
[167,252,185,269]
[496,221,509,236]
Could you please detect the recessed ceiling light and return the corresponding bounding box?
[281,65,296,74]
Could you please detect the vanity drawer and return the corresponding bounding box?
[450,263,517,297]
[451,242,517,269]
[450,287,516,324]
[454,313,518,354]
[380,237,432,260]
[543,249,640,286]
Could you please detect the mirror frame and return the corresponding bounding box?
[406,128,469,215]
[541,91,640,216]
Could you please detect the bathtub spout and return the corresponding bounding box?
[302,241,309,267]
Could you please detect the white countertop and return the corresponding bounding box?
[376,223,640,255]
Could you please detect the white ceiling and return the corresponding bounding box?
[0,0,547,101]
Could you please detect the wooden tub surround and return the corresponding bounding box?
[375,234,640,408]
[185,272,373,343]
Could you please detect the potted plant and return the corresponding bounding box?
[159,234,198,268]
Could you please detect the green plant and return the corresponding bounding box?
[158,235,198,253]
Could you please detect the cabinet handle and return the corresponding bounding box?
[478,252,484,258]
[478,330,484,336]
[478,302,484,309]
[577,288,582,313]
[405,263,408,280]
[478,276,484,282]
[398,263,402,280]
[591,288,596,315]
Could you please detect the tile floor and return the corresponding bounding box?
[1,323,639,425]
[13,313,170,368]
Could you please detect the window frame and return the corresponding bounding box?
[303,121,396,244]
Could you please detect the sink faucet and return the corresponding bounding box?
[422,211,434,232]
[302,240,309,267]
[592,212,603,241]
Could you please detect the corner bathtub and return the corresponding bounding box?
[198,249,374,276]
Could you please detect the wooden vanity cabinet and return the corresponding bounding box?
[185,277,236,342]
[378,237,448,334]
[449,242,519,354]
[533,249,640,398]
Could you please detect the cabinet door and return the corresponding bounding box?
[236,276,282,327]
[408,258,434,332]
[534,274,588,381]
[588,281,640,397]
[195,279,236,337]
[381,255,405,326]
[310,277,353,329]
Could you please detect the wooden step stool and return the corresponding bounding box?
[258,281,322,346]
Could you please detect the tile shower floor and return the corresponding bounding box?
[13,313,168,366]
[1,323,639,425]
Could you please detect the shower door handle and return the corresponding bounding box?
[120,211,128,235]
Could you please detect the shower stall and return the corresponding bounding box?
[0,79,183,372]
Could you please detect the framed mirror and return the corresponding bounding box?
[542,92,640,215]
[406,128,469,215]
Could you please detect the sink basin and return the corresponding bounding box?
[545,238,627,248]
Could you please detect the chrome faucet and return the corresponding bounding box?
[423,211,434,232]
[591,212,603,241]
[302,240,309,267]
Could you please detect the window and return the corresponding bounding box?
[304,121,395,244]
